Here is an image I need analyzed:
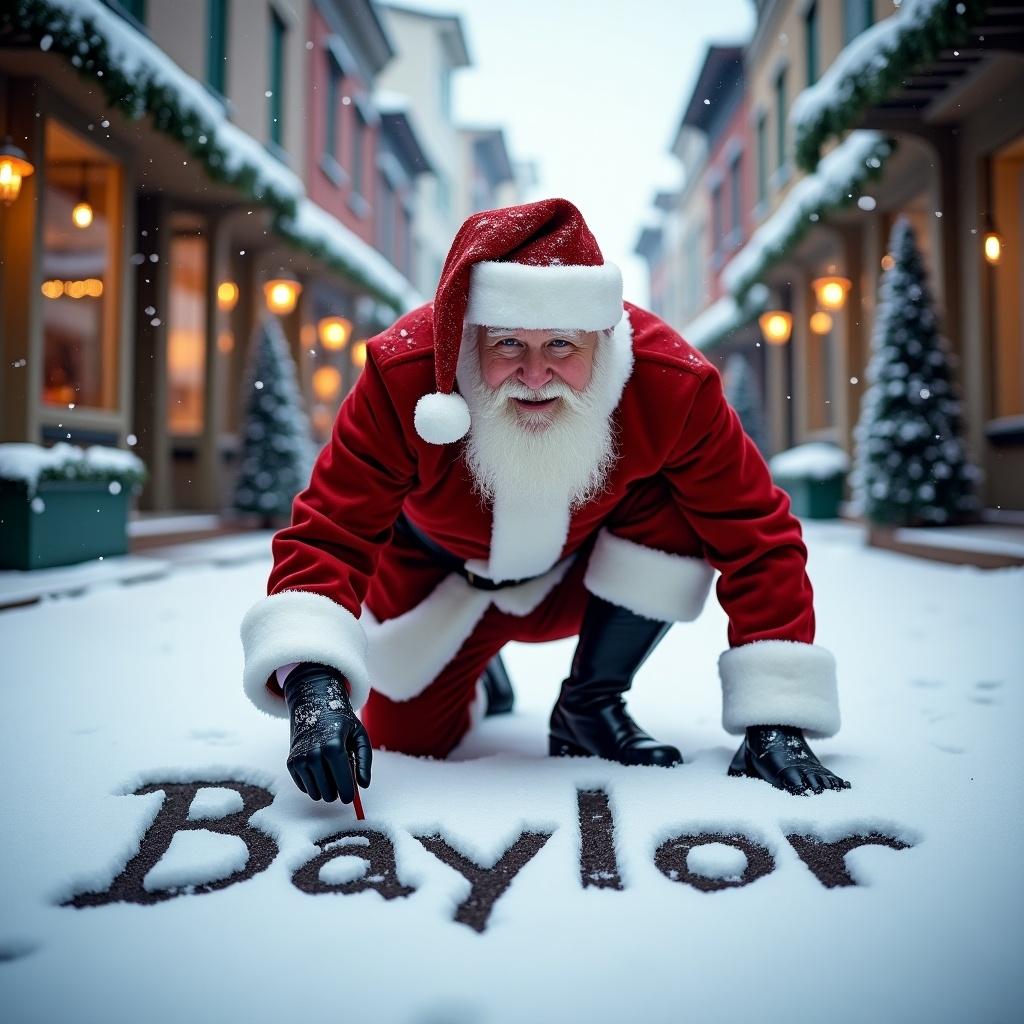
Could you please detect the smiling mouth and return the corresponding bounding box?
[512,396,559,410]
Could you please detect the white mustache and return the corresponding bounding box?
[497,380,579,404]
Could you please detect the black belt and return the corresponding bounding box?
[394,513,541,591]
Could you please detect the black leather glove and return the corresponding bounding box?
[729,725,850,795]
[283,662,372,803]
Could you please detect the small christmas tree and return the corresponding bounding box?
[232,318,317,527]
[724,352,768,455]
[851,217,980,526]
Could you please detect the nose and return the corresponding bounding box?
[517,347,552,390]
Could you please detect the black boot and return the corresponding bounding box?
[728,725,850,795]
[549,595,682,767]
[479,652,515,716]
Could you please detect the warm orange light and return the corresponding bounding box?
[217,330,235,354]
[217,281,239,311]
[812,276,852,311]
[0,139,34,205]
[312,365,343,401]
[263,277,301,315]
[351,340,368,367]
[984,231,1002,266]
[41,278,104,299]
[318,316,353,351]
[72,201,94,229]
[809,311,833,335]
[880,253,895,272]
[758,311,793,346]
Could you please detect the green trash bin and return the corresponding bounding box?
[768,443,850,520]
[0,442,146,570]
[0,479,131,570]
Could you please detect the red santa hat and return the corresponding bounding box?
[414,197,623,445]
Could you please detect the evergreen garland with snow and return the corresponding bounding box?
[793,0,987,173]
[723,353,768,455]
[850,217,980,527]
[232,319,317,525]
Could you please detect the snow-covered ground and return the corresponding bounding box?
[1,521,1020,1023]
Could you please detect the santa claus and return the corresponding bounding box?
[239,198,849,806]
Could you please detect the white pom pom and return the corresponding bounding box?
[414,392,471,444]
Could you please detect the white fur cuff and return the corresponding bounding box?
[719,640,840,738]
[583,529,715,622]
[239,590,371,717]
[467,261,623,330]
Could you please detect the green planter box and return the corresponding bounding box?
[0,480,131,570]
[775,474,844,519]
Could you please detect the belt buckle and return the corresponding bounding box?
[465,568,477,587]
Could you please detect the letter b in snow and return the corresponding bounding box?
[63,780,279,908]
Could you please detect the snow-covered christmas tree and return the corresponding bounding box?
[724,353,768,455]
[232,318,317,527]
[851,217,980,526]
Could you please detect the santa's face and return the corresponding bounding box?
[457,323,618,512]
[475,327,598,433]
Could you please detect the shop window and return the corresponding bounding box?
[843,0,874,45]
[805,3,819,86]
[167,227,208,435]
[269,9,286,148]
[807,329,837,431]
[990,137,1024,417]
[207,0,229,97]
[756,112,768,206]
[40,121,120,411]
[351,109,366,198]
[774,69,788,173]
[325,55,343,163]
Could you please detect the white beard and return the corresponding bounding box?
[456,325,619,513]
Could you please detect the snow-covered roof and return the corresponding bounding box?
[722,131,891,300]
[791,0,980,170]
[279,199,421,313]
[681,283,769,352]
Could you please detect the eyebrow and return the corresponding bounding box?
[483,327,583,339]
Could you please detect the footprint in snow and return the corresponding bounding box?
[188,728,239,746]
[929,742,966,755]
[0,939,39,963]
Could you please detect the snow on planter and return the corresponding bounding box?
[769,443,850,481]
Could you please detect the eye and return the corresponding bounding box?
[548,338,574,350]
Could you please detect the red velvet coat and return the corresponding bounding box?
[240,302,840,738]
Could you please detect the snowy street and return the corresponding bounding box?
[1,520,1021,1024]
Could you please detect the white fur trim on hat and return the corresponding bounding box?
[466,261,623,330]
[414,391,471,444]
[239,590,371,717]
[584,529,715,622]
[719,640,840,738]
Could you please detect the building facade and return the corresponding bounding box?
[0,0,424,515]
[638,0,1024,516]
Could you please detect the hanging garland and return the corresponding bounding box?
[726,135,895,306]
[0,0,409,315]
[793,0,989,173]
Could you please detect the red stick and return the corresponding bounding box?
[350,756,365,821]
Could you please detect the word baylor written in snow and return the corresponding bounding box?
[62,780,914,932]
